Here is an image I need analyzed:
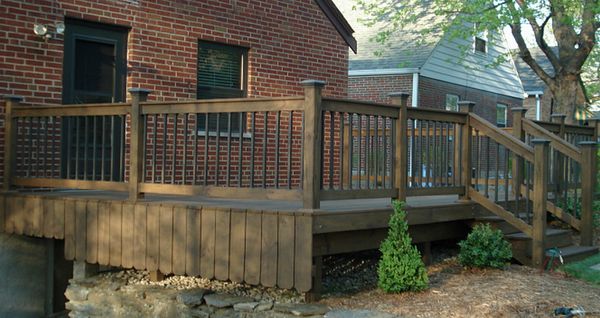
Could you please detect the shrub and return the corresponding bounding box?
[378,200,428,292]
[458,224,512,269]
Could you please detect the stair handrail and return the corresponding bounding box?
[522,118,582,163]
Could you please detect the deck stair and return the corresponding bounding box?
[471,215,598,266]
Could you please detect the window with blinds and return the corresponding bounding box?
[197,41,248,133]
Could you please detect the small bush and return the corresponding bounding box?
[378,200,428,293]
[458,224,512,269]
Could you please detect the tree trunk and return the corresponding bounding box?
[549,73,587,124]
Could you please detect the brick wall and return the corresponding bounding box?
[348,74,413,104]
[418,76,522,125]
[0,0,349,104]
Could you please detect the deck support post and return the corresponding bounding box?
[128,88,151,201]
[458,101,475,201]
[3,95,22,192]
[301,80,325,210]
[306,255,323,302]
[73,261,99,280]
[511,108,527,199]
[389,92,410,203]
[579,141,597,246]
[531,139,550,268]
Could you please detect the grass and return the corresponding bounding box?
[561,253,600,285]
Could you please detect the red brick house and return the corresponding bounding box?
[334,1,525,127]
[0,1,356,316]
[1,0,356,104]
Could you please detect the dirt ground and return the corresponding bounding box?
[320,258,600,318]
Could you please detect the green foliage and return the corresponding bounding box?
[561,253,600,285]
[458,224,512,269]
[378,200,429,293]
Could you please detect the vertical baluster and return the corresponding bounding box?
[504,147,509,208]
[358,114,362,189]
[476,130,483,191]
[525,161,531,223]
[100,116,105,180]
[424,121,430,187]
[171,113,178,184]
[374,115,379,189]
[262,112,267,188]
[238,113,243,187]
[348,114,354,190]
[485,136,490,198]
[329,111,334,189]
[300,112,304,187]
[193,114,199,185]
[365,115,371,189]
[162,114,167,184]
[215,113,221,186]
[411,119,416,187]
[226,113,232,187]
[494,141,500,202]
[573,158,580,217]
[183,114,188,185]
[151,115,157,183]
[121,115,127,181]
[274,111,280,188]
[339,113,345,190]
[203,114,209,186]
[75,117,82,180]
[433,121,438,187]
[418,120,424,187]
[287,111,293,189]
[110,116,115,181]
[142,115,147,182]
[382,117,387,188]
[250,112,255,187]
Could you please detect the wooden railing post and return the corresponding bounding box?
[389,92,409,202]
[458,101,475,201]
[128,88,151,201]
[3,95,22,192]
[551,114,567,138]
[301,80,325,210]
[511,108,527,198]
[579,141,597,246]
[588,118,599,142]
[531,138,550,268]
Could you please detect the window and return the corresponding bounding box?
[197,41,248,133]
[474,23,487,54]
[496,103,507,127]
[445,94,459,112]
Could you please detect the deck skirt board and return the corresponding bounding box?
[0,192,473,293]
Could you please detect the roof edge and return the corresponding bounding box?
[349,68,420,76]
[314,0,357,53]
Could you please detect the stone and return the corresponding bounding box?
[204,293,255,308]
[255,301,274,312]
[177,288,211,307]
[325,309,399,318]
[64,285,90,301]
[589,263,600,271]
[274,303,330,316]
[234,302,259,312]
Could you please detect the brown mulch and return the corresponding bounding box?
[320,258,600,317]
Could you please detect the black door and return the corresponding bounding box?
[62,19,128,181]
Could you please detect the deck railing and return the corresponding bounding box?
[2,83,598,248]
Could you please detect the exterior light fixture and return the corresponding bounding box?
[33,23,48,37]
[33,22,65,40]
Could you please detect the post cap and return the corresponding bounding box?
[578,141,598,147]
[128,88,152,95]
[531,138,551,145]
[458,101,475,112]
[2,95,23,102]
[388,92,410,98]
[300,80,326,87]
[510,107,527,113]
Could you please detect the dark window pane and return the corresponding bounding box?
[475,37,486,53]
[75,40,115,94]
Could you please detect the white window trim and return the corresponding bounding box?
[496,103,508,127]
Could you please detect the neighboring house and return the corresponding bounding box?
[334,1,524,127]
[513,47,555,122]
[0,1,356,317]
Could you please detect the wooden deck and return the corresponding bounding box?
[0,191,479,293]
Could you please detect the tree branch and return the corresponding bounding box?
[510,22,555,90]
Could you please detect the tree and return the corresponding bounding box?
[355,0,599,122]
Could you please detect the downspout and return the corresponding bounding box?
[535,94,541,121]
[411,72,419,107]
